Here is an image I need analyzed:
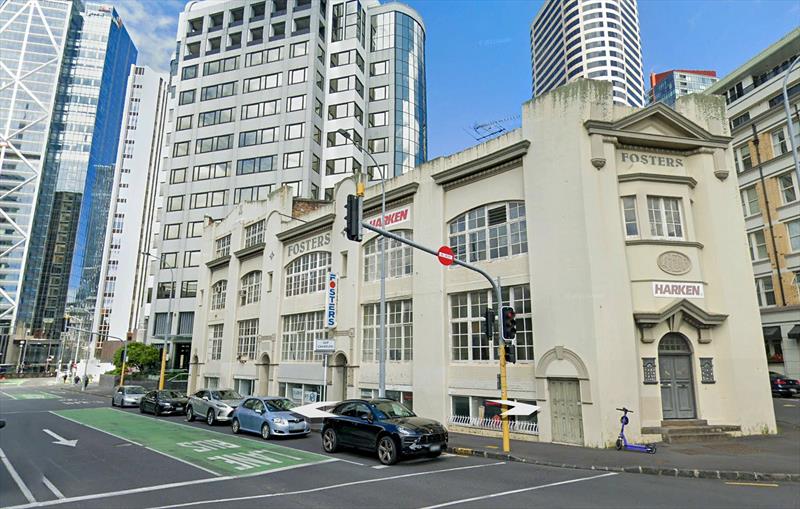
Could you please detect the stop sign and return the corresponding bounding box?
[437,245,455,266]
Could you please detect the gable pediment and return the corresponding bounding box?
[634,298,727,329]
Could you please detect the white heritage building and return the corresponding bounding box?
[188,80,776,447]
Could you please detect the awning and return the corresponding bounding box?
[763,326,782,341]
[788,325,800,340]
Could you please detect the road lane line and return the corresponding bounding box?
[4,459,337,509]
[42,477,64,499]
[50,411,144,446]
[725,481,779,488]
[372,465,389,469]
[0,447,36,503]
[418,471,620,508]
[0,391,18,400]
[147,461,507,509]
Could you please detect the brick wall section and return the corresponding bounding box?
[292,199,329,218]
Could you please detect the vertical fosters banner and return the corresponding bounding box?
[325,273,337,328]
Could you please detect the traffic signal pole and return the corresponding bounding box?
[360,223,511,452]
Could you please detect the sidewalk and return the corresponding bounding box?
[448,415,800,482]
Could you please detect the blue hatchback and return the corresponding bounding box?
[231,397,310,439]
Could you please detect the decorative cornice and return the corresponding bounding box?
[363,182,419,212]
[276,213,335,242]
[634,299,728,329]
[431,140,530,188]
[234,242,265,261]
[618,172,698,189]
[205,254,231,270]
[626,239,704,249]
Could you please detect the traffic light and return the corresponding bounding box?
[344,194,363,242]
[501,306,516,342]
[484,309,496,343]
[504,343,516,364]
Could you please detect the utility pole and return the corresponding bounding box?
[142,251,174,390]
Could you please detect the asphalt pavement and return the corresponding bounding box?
[1,379,798,509]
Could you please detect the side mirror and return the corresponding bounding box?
[202,396,209,401]
[256,408,264,414]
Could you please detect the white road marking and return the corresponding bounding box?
[418,471,620,508]
[0,390,18,400]
[330,458,365,466]
[372,465,389,469]
[4,460,337,509]
[147,461,507,509]
[42,477,64,499]
[0,447,36,503]
[50,411,143,447]
[145,447,222,477]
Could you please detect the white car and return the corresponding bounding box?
[111,385,146,407]
[186,389,243,425]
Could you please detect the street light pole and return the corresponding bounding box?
[338,129,387,398]
[781,58,800,189]
[142,251,174,390]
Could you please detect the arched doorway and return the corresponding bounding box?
[330,353,348,401]
[658,334,696,419]
[256,353,270,396]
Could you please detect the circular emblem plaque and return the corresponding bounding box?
[658,251,691,275]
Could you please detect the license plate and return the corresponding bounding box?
[429,444,441,452]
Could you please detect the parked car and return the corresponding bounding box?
[111,385,146,407]
[139,390,188,416]
[770,371,800,397]
[321,399,448,465]
[231,397,311,439]
[186,389,243,425]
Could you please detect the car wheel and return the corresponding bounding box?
[377,436,399,465]
[139,404,144,413]
[186,407,194,422]
[261,423,271,440]
[206,409,216,426]
[426,450,442,458]
[322,428,338,453]
[111,398,116,407]
[154,406,161,417]
[232,418,241,434]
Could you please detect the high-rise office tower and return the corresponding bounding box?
[146,0,426,367]
[649,69,717,107]
[87,66,168,361]
[530,0,645,107]
[4,1,137,367]
[0,0,74,362]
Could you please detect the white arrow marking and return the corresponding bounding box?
[43,429,78,447]
[289,400,341,419]
[487,400,540,417]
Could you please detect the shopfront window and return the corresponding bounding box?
[448,202,527,263]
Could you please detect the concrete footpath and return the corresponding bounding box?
[448,399,800,482]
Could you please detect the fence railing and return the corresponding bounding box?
[448,415,539,435]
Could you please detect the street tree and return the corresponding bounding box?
[113,343,160,372]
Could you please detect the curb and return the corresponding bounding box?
[447,446,800,483]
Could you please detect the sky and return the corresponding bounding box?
[116,0,800,160]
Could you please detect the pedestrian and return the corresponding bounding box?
[62,373,67,384]
[82,375,89,390]
[74,375,80,385]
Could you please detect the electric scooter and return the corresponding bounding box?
[615,407,656,454]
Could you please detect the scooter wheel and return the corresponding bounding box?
[615,438,623,450]
[648,444,657,454]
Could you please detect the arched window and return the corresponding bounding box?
[448,202,527,263]
[363,230,413,282]
[285,251,331,296]
[240,271,262,305]
[210,280,227,309]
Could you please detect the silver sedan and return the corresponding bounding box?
[111,385,146,407]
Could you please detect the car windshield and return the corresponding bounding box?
[373,401,415,419]
[212,390,241,400]
[265,398,296,412]
[160,391,185,398]
[126,386,145,394]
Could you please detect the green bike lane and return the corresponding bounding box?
[53,407,332,477]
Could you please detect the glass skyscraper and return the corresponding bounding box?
[0,1,137,367]
[649,69,718,107]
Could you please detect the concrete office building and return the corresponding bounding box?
[705,29,800,379]
[530,0,645,107]
[649,69,717,107]
[1,1,137,368]
[187,80,775,447]
[84,65,168,363]
[147,0,426,369]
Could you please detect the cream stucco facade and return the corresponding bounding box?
[187,79,776,448]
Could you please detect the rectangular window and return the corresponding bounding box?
[184,250,200,267]
[755,276,776,307]
[369,111,388,127]
[200,81,237,101]
[170,167,186,184]
[779,173,797,204]
[195,134,233,153]
[209,324,223,360]
[236,155,276,175]
[288,67,307,84]
[241,99,279,120]
[741,186,760,216]
[286,94,306,112]
[747,229,768,261]
[173,141,189,157]
[237,319,259,359]
[621,196,638,237]
[284,151,303,169]
[244,220,266,247]
[203,56,239,76]
[362,300,413,362]
[190,190,228,208]
[193,161,230,181]
[157,282,175,299]
[772,129,788,157]
[290,41,308,57]
[178,89,196,105]
[176,115,192,131]
[164,223,181,240]
[235,184,272,204]
[166,195,184,212]
[285,122,304,140]
[370,85,388,101]
[788,220,800,252]
[215,235,231,258]
[243,72,282,93]
[181,65,198,80]
[325,157,361,175]
[238,127,278,147]
[187,221,203,238]
[368,137,387,154]
[281,312,324,362]
[370,60,388,76]
[198,108,234,127]
[364,231,412,282]
[738,144,753,172]
[160,252,177,269]
[181,280,198,298]
[647,196,683,239]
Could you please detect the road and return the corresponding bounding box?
[0,379,797,509]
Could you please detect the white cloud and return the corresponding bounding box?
[117,0,184,74]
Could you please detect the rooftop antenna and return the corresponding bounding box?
[466,114,522,142]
